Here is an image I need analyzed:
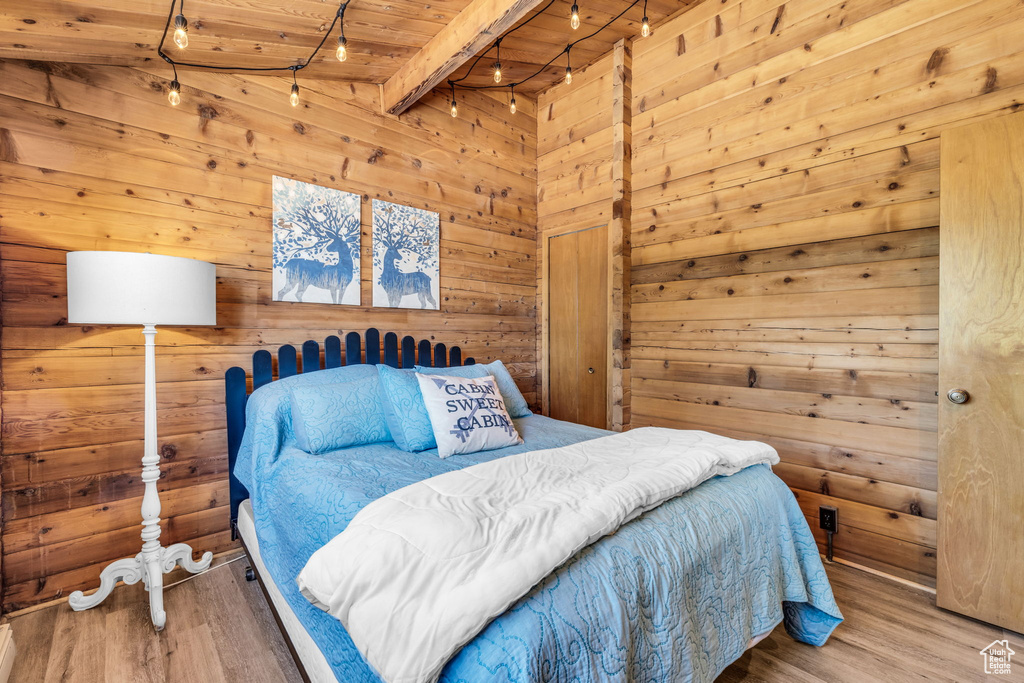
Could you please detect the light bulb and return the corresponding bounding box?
[570,3,580,29]
[641,16,651,37]
[450,100,458,117]
[336,36,348,62]
[493,64,502,83]
[168,80,181,106]
[509,97,517,115]
[173,14,189,49]
[565,66,573,84]
[290,83,300,107]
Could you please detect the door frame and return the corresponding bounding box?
[540,223,628,431]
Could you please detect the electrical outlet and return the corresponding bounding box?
[819,506,838,533]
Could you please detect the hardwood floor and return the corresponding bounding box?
[4,556,1018,682]
[721,563,1023,683]
[6,553,302,683]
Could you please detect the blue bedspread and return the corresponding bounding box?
[234,366,842,682]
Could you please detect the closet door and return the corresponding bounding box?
[548,226,608,428]
[576,225,609,428]
[549,230,580,423]
[938,113,1024,632]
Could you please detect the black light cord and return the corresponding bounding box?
[157,0,349,74]
[156,0,177,64]
[156,0,645,108]
[448,0,643,93]
[447,0,559,87]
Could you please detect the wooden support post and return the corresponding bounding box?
[609,39,632,432]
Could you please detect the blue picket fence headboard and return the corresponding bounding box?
[224,327,475,536]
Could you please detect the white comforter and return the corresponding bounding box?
[296,427,779,683]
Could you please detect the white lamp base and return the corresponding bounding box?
[68,544,213,630]
[66,324,213,631]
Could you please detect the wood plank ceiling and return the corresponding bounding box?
[0,0,692,97]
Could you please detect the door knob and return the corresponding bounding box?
[587,367,595,374]
[947,388,970,404]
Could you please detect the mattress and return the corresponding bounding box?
[232,368,842,682]
[240,495,775,683]
[238,499,334,683]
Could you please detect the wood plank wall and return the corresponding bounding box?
[537,47,632,429]
[537,52,615,233]
[0,59,538,610]
[536,53,614,416]
[538,0,1024,585]
[627,0,1024,586]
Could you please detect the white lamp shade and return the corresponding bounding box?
[66,251,217,326]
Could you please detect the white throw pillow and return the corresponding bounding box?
[415,373,523,458]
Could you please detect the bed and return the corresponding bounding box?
[224,329,842,683]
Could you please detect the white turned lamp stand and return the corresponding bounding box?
[64,251,218,631]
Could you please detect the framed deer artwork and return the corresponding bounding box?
[272,176,361,305]
[371,199,440,310]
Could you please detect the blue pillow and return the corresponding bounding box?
[376,365,436,452]
[290,376,391,454]
[415,360,532,418]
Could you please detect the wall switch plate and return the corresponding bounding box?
[819,506,839,533]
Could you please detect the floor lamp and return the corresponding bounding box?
[65,251,217,630]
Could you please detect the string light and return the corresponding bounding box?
[173,12,189,49]
[168,79,181,106]
[493,39,502,83]
[290,71,300,106]
[336,5,348,61]
[448,0,643,112]
[158,1,352,114]
[167,63,182,105]
[159,0,646,121]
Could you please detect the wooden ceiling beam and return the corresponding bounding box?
[380,0,545,116]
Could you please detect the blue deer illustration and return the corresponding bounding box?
[276,218,355,304]
[380,246,437,308]
[374,202,438,309]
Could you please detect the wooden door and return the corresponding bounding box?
[576,226,609,428]
[548,229,580,424]
[548,226,609,428]
[938,113,1024,632]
